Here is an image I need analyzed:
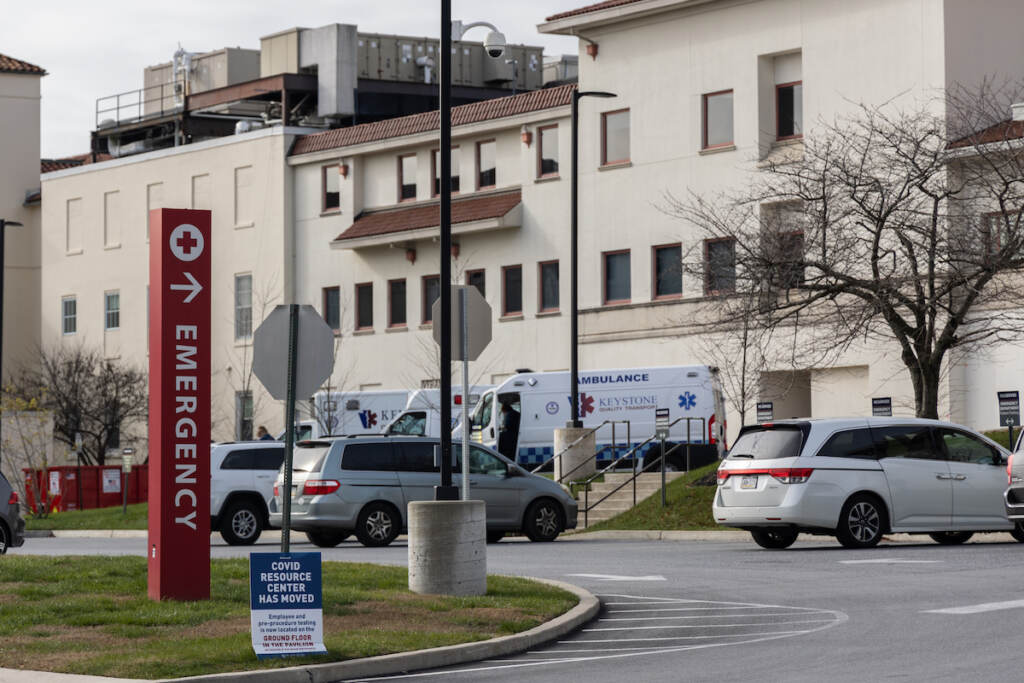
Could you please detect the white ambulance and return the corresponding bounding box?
[456,366,727,470]
[383,385,492,438]
[282,389,411,440]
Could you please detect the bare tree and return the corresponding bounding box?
[9,346,148,465]
[666,88,1024,419]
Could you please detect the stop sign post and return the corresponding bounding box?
[254,304,335,551]
[432,285,491,498]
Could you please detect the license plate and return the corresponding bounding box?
[740,475,758,490]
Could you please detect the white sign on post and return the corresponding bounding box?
[102,469,121,494]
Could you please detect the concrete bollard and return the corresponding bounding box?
[408,500,486,596]
[553,427,597,482]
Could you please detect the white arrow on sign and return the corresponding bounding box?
[567,573,666,581]
[170,272,202,303]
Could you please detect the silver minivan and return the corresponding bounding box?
[268,436,577,547]
[715,418,1023,549]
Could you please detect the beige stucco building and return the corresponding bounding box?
[0,54,45,379]
[37,0,1024,448]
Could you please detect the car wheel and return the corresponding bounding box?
[1011,523,1024,543]
[355,502,400,547]
[306,530,350,548]
[524,499,563,542]
[928,531,974,545]
[750,528,798,549]
[486,530,505,544]
[836,495,886,549]
[219,501,262,546]
[0,522,8,555]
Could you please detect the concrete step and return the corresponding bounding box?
[578,472,688,528]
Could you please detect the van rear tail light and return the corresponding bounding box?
[7,491,18,505]
[273,484,279,497]
[709,414,717,445]
[769,468,813,484]
[717,468,813,485]
[302,479,340,496]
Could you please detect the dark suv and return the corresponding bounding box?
[1,472,26,554]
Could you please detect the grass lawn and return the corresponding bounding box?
[0,556,577,679]
[24,502,147,530]
[579,462,720,532]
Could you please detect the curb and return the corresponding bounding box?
[157,578,598,683]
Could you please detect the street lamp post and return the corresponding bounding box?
[436,8,506,499]
[569,91,615,428]
[0,218,23,467]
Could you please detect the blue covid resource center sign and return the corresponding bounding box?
[249,552,326,658]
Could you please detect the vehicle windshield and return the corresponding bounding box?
[388,412,426,436]
[728,427,803,460]
[471,392,494,429]
[290,443,330,472]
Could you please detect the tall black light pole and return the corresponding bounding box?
[569,91,615,428]
[0,218,23,467]
[436,0,457,500]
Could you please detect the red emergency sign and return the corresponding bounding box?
[147,208,211,601]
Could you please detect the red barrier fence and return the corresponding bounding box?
[22,465,149,513]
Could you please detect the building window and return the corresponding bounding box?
[234,274,252,340]
[502,265,523,316]
[702,90,734,149]
[466,269,486,297]
[66,197,83,252]
[322,286,340,331]
[431,147,460,196]
[355,283,373,330]
[539,261,559,312]
[322,164,340,212]
[538,125,559,177]
[603,250,631,304]
[234,166,254,227]
[422,275,440,323]
[601,109,630,166]
[103,190,121,248]
[981,212,1011,260]
[776,81,803,140]
[62,296,77,335]
[389,279,407,327]
[104,291,120,330]
[772,231,805,288]
[653,244,682,299]
[477,140,496,189]
[399,154,417,201]
[235,391,253,441]
[705,238,736,294]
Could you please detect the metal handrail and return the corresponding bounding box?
[530,419,628,475]
[550,420,631,483]
[580,416,708,527]
[95,82,184,127]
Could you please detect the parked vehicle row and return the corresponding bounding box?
[0,472,25,554]
[714,417,1024,549]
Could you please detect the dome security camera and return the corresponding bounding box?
[483,30,506,59]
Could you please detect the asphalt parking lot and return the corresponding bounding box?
[14,531,1024,682]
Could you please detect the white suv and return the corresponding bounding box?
[211,441,285,545]
[714,418,1024,549]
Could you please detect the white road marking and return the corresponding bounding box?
[582,619,836,631]
[923,599,1024,615]
[568,573,666,581]
[608,605,799,613]
[603,611,833,621]
[839,558,942,564]
[562,629,815,644]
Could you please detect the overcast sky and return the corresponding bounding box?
[2,1,587,159]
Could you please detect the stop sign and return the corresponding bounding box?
[253,305,335,400]
[432,285,492,361]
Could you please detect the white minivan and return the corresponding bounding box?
[715,417,1024,549]
[456,366,727,470]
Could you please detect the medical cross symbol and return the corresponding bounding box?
[169,224,204,262]
[176,232,199,255]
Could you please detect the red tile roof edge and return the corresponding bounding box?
[333,189,522,243]
[0,53,46,75]
[545,0,647,22]
[292,85,575,157]
[949,119,1024,149]
[41,152,113,173]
